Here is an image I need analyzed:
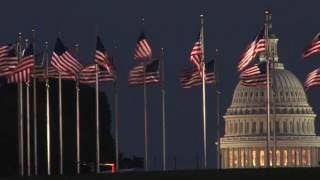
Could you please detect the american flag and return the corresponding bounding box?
[238,27,265,73]
[79,64,114,84]
[133,32,152,60]
[180,60,215,89]
[51,38,83,74]
[190,34,203,76]
[128,59,160,85]
[0,44,18,77]
[240,62,269,87]
[304,68,320,90]
[7,44,34,83]
[95,36,115,76]
[302,32,320,59]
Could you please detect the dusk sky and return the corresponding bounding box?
[2,0,320,170]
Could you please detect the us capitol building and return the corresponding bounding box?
[220,30,320,168]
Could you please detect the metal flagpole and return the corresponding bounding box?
[200,14,207,169]
[23,39,31,177]
[268,12,276,167]
[17,32,24,177]
[265,10,271,168]
[44,42,51,175]
[26,81,31,176]
[95,64,100,173]
[215,49,221,169]
[58,73,63,175]
[114,75,119,172]
[31,29,38,176]
[161,48,166,171]
[112,46,120,172]
[143,62,148,171]
[74,44,81,174]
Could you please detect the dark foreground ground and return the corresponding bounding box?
[2,168,320,180]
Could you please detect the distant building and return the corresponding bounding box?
[220,27,320,168]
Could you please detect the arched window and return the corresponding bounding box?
[283,150,288,166]
[252,150,257,167]
[229,149,233,168]
[259,150,265,167]
[276,150,281,166]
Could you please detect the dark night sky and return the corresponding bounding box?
[2,0,320,170]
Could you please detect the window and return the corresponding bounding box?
[276,150,281,166]
[240,150,245,168]
[269,150,273,166]
[235,123,238,134]
[252,150,257,167]
[260,150,265,167]
[276,121,280,133]
[260,121,264,133]
[245,122,249,134]
[283,150,288,166]
[229,150,233,168]
[234,150,238,167]
[307,149,311,166]
[252,122,256,134]
[283,121,287,133]
[291,149,295,165]
[302,149,307,166]
[290,121,294,133]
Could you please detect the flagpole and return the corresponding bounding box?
[21,38,31,177]
[265,10,271,168]
[26,81,31,176]
[200,14,207,169]
[31,29,38,176]
[17,32,24,177]
[215,49,221,169]
[74,43,81,174]
[58,73,63,175]
[95,64,100,173]
[161,48,166,171]
[113,46,120,172]
[114,75,119,172]
[44,42,51,175]
[143,62,148,171]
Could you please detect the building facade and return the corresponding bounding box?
[220,34,320,168]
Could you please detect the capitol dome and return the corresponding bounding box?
[219,31,320,168]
